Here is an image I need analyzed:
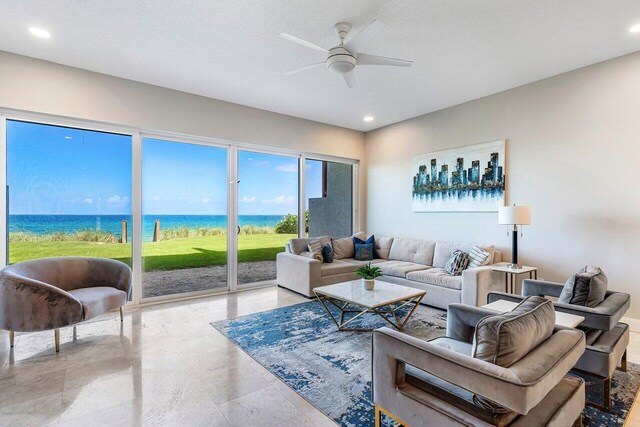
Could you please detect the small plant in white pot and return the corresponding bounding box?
[354,262,382,290]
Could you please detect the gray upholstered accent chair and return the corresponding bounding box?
[373,303,586,427]
[489,278,630,412]
[0,257,131,352]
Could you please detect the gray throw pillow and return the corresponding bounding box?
[558,265,608,308]
[472,296,555,367]
[472,296,555,415]
[307,238,323,254]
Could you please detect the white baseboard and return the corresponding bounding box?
[622,316,640,333]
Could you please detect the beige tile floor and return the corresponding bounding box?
[0,286,639,427]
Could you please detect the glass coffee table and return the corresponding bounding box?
[313,280,426,332]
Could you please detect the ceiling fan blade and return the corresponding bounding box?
[342,70,357,88]
[357,53,412,67]
[344,20,384,54]
[280,33,330,54]
[285,62,325,76]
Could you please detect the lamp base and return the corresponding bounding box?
[507,263,522,270]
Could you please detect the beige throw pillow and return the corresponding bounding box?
[331,237,354,259]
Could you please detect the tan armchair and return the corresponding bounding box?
[373,302,586,426]
[0,257,131,352]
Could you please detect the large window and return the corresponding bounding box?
[3,117,357,301]
[6,120,132,265]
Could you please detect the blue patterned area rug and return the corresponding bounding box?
[211,301,640,427]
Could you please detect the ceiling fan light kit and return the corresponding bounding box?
[280,19,413,88]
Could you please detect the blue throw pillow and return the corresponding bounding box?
[353,235,380,259]
[321,243,334,263]
[354,242,374,261]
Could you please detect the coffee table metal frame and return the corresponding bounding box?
[313,289,425,332]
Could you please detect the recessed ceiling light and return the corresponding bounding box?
[363,116,374,122]
[28,27,51,39]
[630,23,640,33]
[64,136,72,140]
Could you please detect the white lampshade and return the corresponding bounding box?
[498,205,531,225]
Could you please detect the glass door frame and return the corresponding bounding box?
[138,132,233,303]
[234,147,301,289]
[0,109,360,305]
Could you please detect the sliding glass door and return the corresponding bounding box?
[236,150,298,286]
[6,120,132,266]
[141,138,228,298]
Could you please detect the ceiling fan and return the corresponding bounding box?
[280,20,413,88]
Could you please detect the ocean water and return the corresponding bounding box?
[8,214,288,241]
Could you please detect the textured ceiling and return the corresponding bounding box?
[0,0,639,131]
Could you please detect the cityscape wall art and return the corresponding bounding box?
[412,140,506,212]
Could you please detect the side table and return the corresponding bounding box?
[491,262,538,294]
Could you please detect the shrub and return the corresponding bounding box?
[275,211,309,234]
[275,214,298,234]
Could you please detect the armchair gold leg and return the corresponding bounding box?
[375,404,409,427]
[572,414,583,427]
[618,350,627,372]
[120,307,124,322]
[54,328,60,353]
[9,330,14,348]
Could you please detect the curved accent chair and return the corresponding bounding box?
[0,257,132,352]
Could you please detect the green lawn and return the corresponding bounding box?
[9,234,295,271]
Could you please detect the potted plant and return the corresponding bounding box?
[354,262,383,290]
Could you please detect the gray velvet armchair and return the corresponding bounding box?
[372,303,586,427]
[489,279,630,412]
[0,257,132,352]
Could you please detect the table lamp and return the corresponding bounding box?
[498,205,531,269]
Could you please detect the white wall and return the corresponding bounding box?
[0,51,366,226]
[365,51,640,318]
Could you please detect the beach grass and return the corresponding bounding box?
[8,233,295,271]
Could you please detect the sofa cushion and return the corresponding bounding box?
[558,265,608,308]
[433,241,475,268]
[406,268,463,290]
[68,286,127,321]
[388,238,436,265]
[375,260,430,278]
[320,260,360,276]
[429,337,472,356]
[374,236,394,260]
[472,296,555,368]
[344,259,385,267]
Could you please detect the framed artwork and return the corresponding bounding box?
[412,140,506,212]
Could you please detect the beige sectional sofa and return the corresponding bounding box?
[276,233,504,309]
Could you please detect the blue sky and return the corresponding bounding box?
[7,120,132,215]
[7,121,322,216]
